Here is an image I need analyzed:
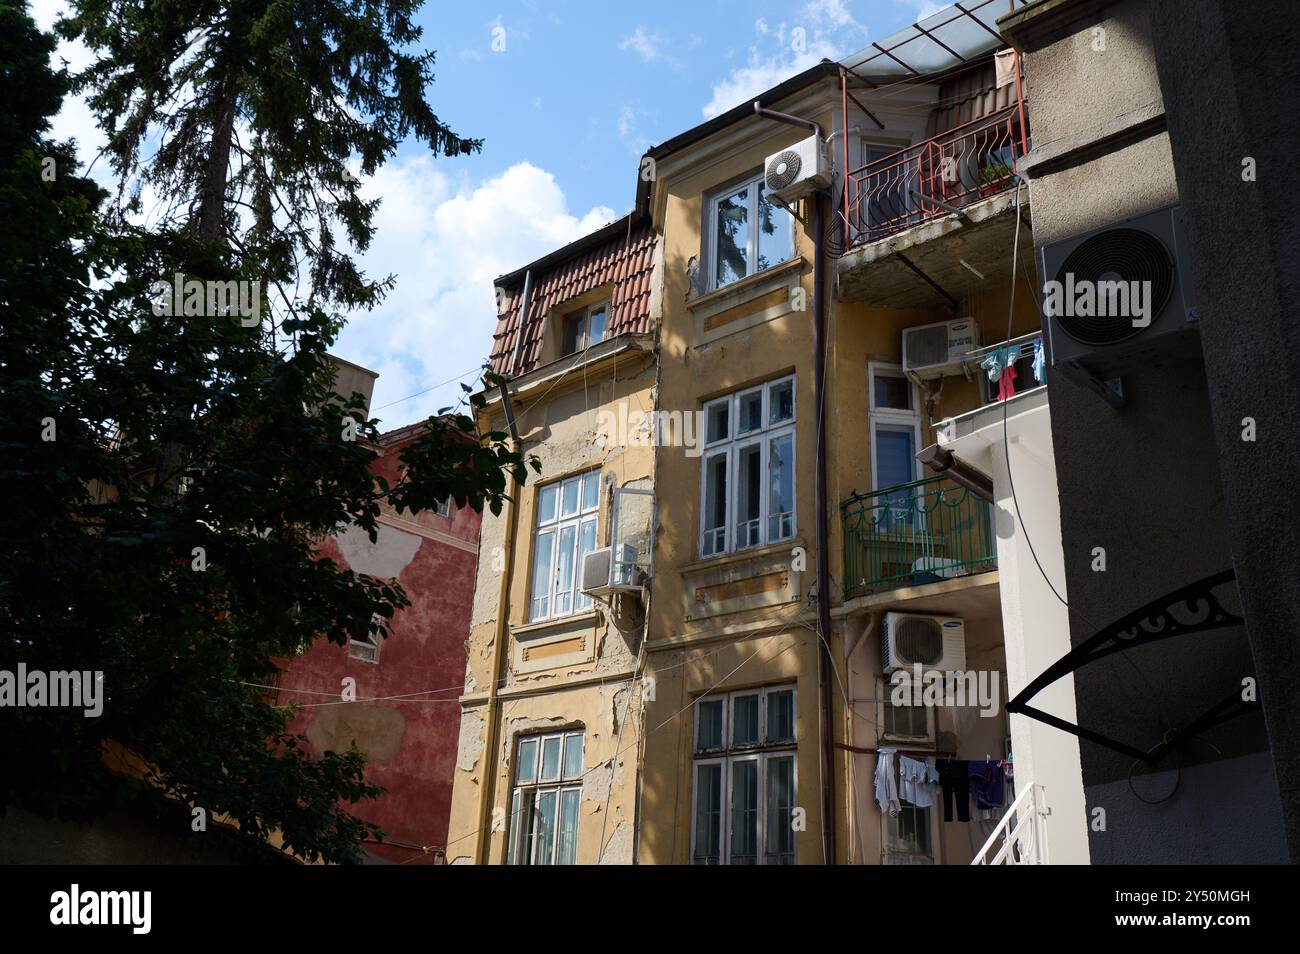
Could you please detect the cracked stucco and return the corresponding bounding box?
[456,708,485,773]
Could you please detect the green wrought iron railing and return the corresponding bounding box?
[841,474,996,598]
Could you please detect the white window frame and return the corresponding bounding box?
[690,684,798,865]
[875,674,938,864]
[875,675,936,746]
[705,171,795,291]
[434,496,452,517]
[883,798,940,865]
[697,376,796,559]
[562,300,610,356]
[347,612,384,664]
[868,361,924,488]
[507,729,585,865]
[529,471,601,622]
[857,139,919,235]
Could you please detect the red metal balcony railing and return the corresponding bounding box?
[840,104,1029,252]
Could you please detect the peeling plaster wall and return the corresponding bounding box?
[448,352,655,863]
[640,82,1039,863]
[279,430,480,864]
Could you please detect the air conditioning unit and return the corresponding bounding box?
[763,135,831,206]
[1040,204,1198,379]
[580,545,641,598]
[881,612,966,674]
[901,318,980,378]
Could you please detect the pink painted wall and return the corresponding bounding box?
[278,428,481,864]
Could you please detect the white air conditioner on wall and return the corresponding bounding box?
[580,545,641,598]
[901,318,980,379]
[763,135,831,207]
[882,612,966,674]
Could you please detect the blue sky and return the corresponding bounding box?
[34,0,945,427]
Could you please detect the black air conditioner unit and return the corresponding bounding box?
[1039,204,1199,381]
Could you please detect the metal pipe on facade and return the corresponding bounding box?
[752,99,836,865]
[475,391,523,863]
[916,443,995,502]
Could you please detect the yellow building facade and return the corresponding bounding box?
[454,31,1058,864]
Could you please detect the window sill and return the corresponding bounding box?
[687,257,805,316]
[512,611,600,639]
[680,537,803,575]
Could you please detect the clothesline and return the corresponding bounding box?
[835,742,956,758]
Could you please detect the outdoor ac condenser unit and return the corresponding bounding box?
[882,612,966,674]
[763,135,831,206]
[1039,204,1198,379]
[580,545,640,598]
[901,317,980,378]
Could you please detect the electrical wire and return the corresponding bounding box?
[434,607,809,858]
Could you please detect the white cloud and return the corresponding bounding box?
[619,25,667,63]
[333,159,616,426]
[616,104,653,153]
[896,0,948,21]
[701,0,868,119]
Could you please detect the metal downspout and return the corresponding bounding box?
[752,100,836,865]
[475,396,522,863]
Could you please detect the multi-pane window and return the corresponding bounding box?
[709,173,795,289]
[507,730,584,865]
[699,376,795,557]
[877,677,935,863]
[346,612,383,663]
[868,363,922,531]
[691,685,797,865]
[877,676,936,745]
[885,800,934,864]
[530,472,600,621]
[434,496,452,517]
[562,302,608,356]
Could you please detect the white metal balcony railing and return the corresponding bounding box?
[971,782,1050,865]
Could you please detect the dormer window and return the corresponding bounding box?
[562,302,609,356]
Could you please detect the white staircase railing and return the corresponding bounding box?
[971,782,1050,865]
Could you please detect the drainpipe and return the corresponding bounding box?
[753,101,836,865]
[475,389,523,863]
[916,444,995,502]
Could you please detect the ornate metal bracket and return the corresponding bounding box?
[1006,568,1259,764]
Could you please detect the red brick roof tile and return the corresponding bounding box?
[490,216,656,376]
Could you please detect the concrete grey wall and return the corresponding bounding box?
[1147,0,1300,862]
[1005,0,1285,863]
[1087,751,1286,864]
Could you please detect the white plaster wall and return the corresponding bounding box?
[979,413,1091,863]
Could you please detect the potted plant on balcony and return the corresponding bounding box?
[977,160,1013,197]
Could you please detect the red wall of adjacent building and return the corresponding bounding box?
[279,427,480,864]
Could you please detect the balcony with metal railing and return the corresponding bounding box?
[841,104,1029,252]
[841,473,997,599]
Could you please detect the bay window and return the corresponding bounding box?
[699,376,796,557]
[691,684,797,865]
[530,471,600,621]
